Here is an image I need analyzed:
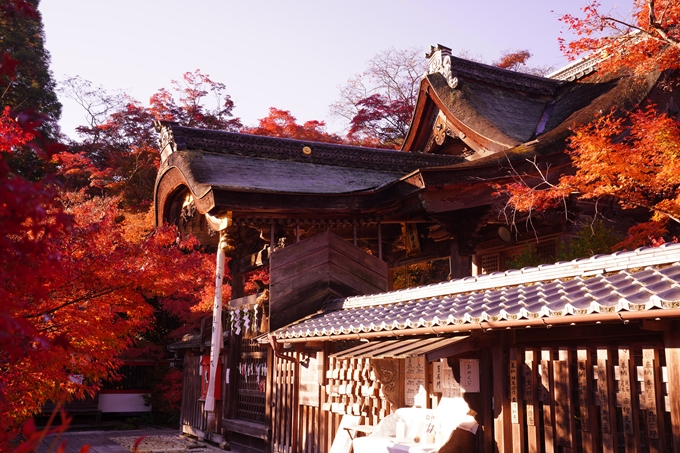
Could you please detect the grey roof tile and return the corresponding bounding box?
[275,245,680,338]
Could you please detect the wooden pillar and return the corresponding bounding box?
[481,348,495,453]
[450,241,471,279]
[492,333,512,453]
[471,253,481,276]
[664,329,680,453]
[264,342,274,452]
[377,220,382,260]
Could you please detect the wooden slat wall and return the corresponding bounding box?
[181,355,206,432]
[499,346,671,453]
[180,352,227,438]
[271,349,394,453]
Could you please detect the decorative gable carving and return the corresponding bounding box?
[425,44,458,89]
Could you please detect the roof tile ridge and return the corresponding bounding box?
[448,55,563,94]
[340,242,680,309]
[170,124,465,169]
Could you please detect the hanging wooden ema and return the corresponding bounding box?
[460,358,480,392]
[405,355,426,406]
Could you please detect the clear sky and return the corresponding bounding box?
[39,0,633,138]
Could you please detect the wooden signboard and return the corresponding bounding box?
[299,352,320,407]
[510,360,519,424]
[405,355,426,406]
[460,359,480,393]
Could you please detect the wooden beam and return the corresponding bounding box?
[663,329,680,453]
[426,332,494,361]
[514,323,661,345]
[641,319,675,331]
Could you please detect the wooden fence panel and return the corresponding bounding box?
[494,345,673,453]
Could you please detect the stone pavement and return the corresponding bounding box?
[35,428,234,453]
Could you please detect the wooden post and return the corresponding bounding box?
[555,348,575,452]
[480,348,495,453]
[577,348,599,453]
[524,349,540,453]
[619,347,641,453]
[597,348,618,453]
[664,329,680,453]
[378,220,382,260]
[540,348,556,453]
[493,333,512,453]
[642,348,665,453]
[265,343,274,452]
[509,348,525,452]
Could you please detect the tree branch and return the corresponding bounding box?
[28,284,133,319]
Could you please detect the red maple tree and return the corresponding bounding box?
[245,107,343,143]
[501,0,680,249]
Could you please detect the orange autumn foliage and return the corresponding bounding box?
[2,189,216,441]
[502,0,680,249]
[245,107,344,143]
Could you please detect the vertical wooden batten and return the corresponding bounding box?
[642,347,665,453]
[618,347,641,453]
[554,348,575,452]
[664,328,680,453]
[597,348,618,453]
[524,349,540,453]
[577,347,599,453]
[540,348,556,453]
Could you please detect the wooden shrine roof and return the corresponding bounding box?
[402,44,663,160]
[272,243,680,340]
[153,122,471,222]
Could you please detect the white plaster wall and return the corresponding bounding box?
[98,392,151,413]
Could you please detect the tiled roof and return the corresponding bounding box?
[274,243,680,340]
[158,123,465,172]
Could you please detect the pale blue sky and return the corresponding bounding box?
[40,0,633,138]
